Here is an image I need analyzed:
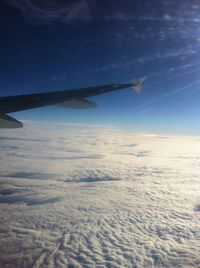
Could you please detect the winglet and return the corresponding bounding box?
[132,76,147,93]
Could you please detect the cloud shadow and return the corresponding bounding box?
[0,195,61,206]
[65,177,120,183]
[2,172,55,180]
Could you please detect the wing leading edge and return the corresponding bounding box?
[0,76,147,128]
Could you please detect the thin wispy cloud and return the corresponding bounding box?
[4,0,96,24]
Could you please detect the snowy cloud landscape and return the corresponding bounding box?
[0,122,200,267]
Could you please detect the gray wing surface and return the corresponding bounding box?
[0,77,147,128]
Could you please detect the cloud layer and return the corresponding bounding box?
[0,122,200,267]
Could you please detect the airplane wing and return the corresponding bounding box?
[0,76,147,128]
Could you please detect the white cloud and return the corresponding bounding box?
[0,122,200,267]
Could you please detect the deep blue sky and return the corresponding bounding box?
[1,0,200,134]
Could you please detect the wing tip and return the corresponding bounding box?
[132,75,148,93]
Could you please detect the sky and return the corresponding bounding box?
[1,0,200,134]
